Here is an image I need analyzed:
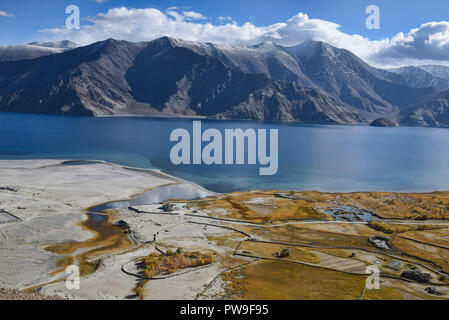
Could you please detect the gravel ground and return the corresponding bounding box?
[0,288,65,300]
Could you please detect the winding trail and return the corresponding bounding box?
[125,203,449,287]
[119,205,449,298]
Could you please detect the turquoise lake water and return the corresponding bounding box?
[1,112,448,193]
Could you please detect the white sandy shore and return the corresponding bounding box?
[0,159,234,299]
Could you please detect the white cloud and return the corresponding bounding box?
[0,10,14,17]
[165,8,206,21]
[182,11,206,20]
[218,16,232,21]
[217,16,236,25]
[165,7,184,21]
[370,22,449,66]
[37,7,449,67]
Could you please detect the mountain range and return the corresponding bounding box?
[388,65,449,90]
[0,36,448,126]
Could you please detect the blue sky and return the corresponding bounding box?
[1,0,449,66]
[1,0,448,44]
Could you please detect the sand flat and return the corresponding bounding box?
[0,160,178,289]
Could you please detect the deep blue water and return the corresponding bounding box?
[1,112,449,193]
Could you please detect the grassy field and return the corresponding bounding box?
[190,191,323,223]
[321,192,449,220]
[238,241,320,264]
[187,190,449,300]
[40,190,449,300]
[235,260,403,300]
[368,221,447,234]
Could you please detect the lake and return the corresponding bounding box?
[1,112,448,193]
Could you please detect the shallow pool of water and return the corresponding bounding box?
[325,206,374,222]
[91,183,215,212]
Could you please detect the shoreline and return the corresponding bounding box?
[5,157,448,195]
[5,110,449,129]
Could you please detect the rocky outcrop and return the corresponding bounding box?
[425,287,443,296]
[401,270,431,283]
[369,118,399,127]
[159,203,176,212]
[369,236,390,250]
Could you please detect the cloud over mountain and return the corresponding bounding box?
[38,7,449,67]
[372,22,449,64]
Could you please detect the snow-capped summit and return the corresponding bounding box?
[0,40,79,62]
[148,36,314,87]
[418,65,449,80]
[27,40,79,50]
[281,40,402,118]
